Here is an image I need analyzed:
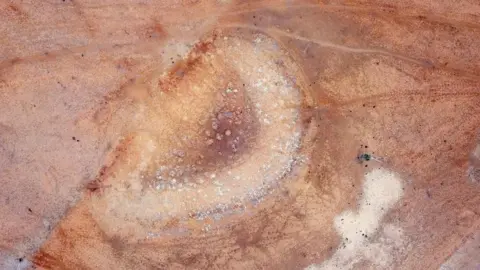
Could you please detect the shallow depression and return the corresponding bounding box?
[88,32,316,239]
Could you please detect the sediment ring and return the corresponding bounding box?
[89,30,316,240]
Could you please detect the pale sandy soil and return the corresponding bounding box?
[0,0,479,269]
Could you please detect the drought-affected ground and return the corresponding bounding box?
[1,0,479,269]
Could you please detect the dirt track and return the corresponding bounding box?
[1,0,479,269]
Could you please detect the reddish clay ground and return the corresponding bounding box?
[1,1,479,269]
